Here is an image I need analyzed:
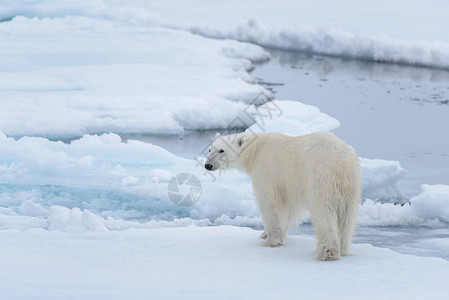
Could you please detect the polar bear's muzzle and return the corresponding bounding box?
[204,162,219,171]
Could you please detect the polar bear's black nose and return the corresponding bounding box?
[205,164,213,170]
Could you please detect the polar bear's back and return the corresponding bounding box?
[247,132,360,202]
[251,132,358,168]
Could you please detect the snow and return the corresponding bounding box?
[0,16,270,138]
[190,21,449,70]
[5,1,449,69]
[143,0,449,69]
[3,1,449,39]
[0,226,448,299]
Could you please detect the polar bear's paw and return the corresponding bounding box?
[317,246,341,261]
[259,231,268,239]
[261,235,283,247]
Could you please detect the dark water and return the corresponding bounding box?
[251,50,449,198]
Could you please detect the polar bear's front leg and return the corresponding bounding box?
[255,189,285,247]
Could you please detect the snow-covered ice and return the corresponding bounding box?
[150,0,449,69]
[6,0,447,69]
[1,226,448,300]
[0,16,270,138]
[3,0,449,74]
[190,20,449,70]
[4,1,449,39]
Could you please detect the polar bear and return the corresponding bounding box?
[205,132,361,261]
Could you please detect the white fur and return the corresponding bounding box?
[206,132,361,261]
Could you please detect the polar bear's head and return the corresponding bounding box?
[204,132,255,172]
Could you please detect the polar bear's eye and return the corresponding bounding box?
[219,149,224,153]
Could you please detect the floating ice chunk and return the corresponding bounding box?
[246,100,340,136]
[359,184,449,227]
[411,184,449,223]
[47,205,108,232]
[20,200,48,217]
[360,158,407,203]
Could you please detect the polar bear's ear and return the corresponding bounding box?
[215,132,221,139]
[237,137,244,147]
